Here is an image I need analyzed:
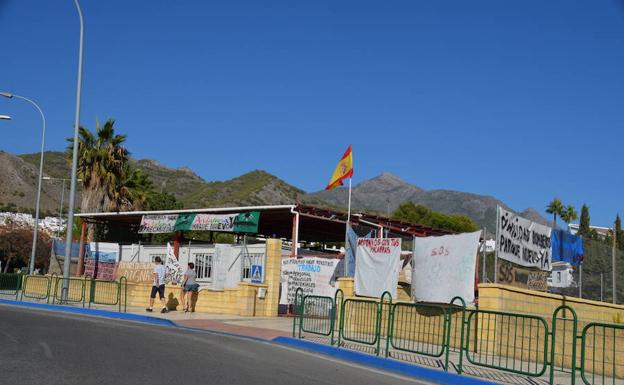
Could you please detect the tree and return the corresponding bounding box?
[146,191,183,211]
[392,202,477,233]
[615,214,624,250]
[560,205,578,226]
[0,224,51,273]
[578,204,591,238]
[546,198,565,229]
[67,119,130,215]
[123,168,153,210]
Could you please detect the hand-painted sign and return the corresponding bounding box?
[496,207,552,271]
[497,260,549,291]
[138,214,178,233]
[84,260,118,281]
[138,212,260,234]
[165,243,183,284]
[354,238,402,298]
[115,262,153,282]
[279,257,340,305]
[412,231,481,303]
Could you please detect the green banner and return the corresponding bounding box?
[233,211,261,233]
[139,211,260,233]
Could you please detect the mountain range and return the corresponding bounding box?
[1,150,550,231]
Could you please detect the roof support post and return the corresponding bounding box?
[291,208,299,257]
[173,231,181,259]
[76,220,87,276]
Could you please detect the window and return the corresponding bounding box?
[194,253,213,281]
[150,254,166,263]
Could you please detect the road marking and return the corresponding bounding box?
[270,343,433,384]
[39,341,53,359]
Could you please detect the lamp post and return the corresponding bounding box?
[63,0,85,300]
[0,92,46,275]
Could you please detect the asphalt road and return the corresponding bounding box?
[0,304,430,385]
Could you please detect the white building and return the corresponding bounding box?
[479,239,496,253]
[568,223,611,239]
[548,262,575,288]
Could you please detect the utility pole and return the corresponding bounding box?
[600,271,604,302]
[494,206,500,283]
[482,227,487,282]
[578,263,582,298]
[62,0,84,301]
[613,223,617,304]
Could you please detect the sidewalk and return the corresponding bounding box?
[124,305,293,340]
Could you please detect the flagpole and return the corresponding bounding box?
[345,178,352,276]
[347,178,352,224]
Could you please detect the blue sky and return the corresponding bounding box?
[1,0,623,226]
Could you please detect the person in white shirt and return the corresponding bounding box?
[146,256,168,313]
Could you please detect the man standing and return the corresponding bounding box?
[146,256,168,313]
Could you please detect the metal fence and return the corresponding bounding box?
[52,277,86,306]
[292,288,624,385]
[0,273,22,299]
[580,323,624,385]
[0,273,127,312]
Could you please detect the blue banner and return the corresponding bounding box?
[52,239,84,258]
[345,225,373,277]
[552,230,583,266]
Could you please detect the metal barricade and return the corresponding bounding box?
[387,302,449,359]
[464,309,549,377]
[580,323,624,385]
[0,273,22,299]
[52,277,86,306]
[340,298,382,348]
[88,277,127,312]
[20,275,51,302]
[550,305,579,385]
[299,295,335,337]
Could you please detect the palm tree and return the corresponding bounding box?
[67,119,131,240]
[122,168,153,210]
[561,205,578,226]
[546,198,564,229]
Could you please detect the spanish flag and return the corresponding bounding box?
[325,145,354,190]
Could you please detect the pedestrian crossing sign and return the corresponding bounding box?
[251,265,262,283]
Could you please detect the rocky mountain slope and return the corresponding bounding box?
[6,151,550,231]
[305,172,550,231]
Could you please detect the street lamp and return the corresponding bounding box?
[0,115,12,120]
[63,0,85,299]
[0,92,46,275]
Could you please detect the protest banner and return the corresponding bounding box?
[165,243,183,284]
[354,238,401,298]
[412,231,481,303]
[279,257,340,305]
[138,214,178,233]
[116,261,153,282]
[497,207,552,271]
[138,211,261,234]
[84,260,118,281]
[497,260,549,291]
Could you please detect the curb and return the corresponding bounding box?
[272,337,500,385]
[0,299,176,327]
